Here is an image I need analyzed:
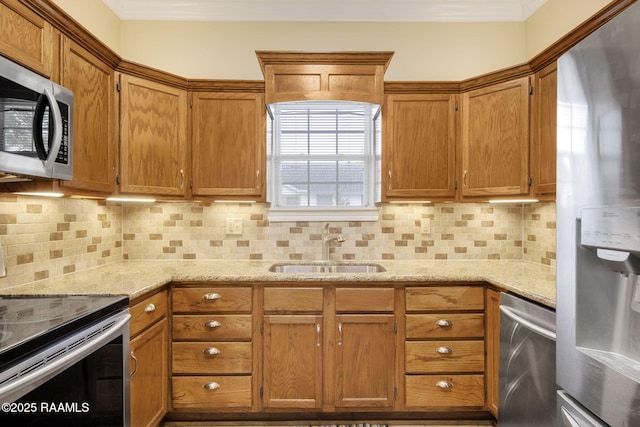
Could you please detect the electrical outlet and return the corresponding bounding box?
[225,218,243,235]
[420,218,431,234]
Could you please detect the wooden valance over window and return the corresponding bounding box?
[256,51,394,105]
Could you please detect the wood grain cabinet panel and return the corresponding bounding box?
[59,37,116,193]
[172,375,252,409]
[405,374,484,408]
[383,93,457,201]
[191,92,265,199]
[172,287,252,313]
[119,74,188,196]
[0,0,53,76]
[405,286,484,311]
[530,62,557,198]
[172,341,252,374]
[172,314,252,341]
[405,340,485,373]
[461,77,530,198]
[406,313,485,339]
[129,291,169,427]
[262,315,323,409]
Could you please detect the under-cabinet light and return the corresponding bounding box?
[488,199,539,204]
[106,197,156,203]
[14,192,64,198]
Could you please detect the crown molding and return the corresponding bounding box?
[102,0,548,22]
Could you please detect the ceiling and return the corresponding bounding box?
[101,0,549,22]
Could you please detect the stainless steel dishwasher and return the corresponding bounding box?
[498,292,557,426]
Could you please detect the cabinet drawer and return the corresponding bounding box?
[172,342,252,374]
[173,315,252,341]
[130,290,168,338]
[264,288,323,313]
[173,287,252,313]
[405,374,484,407]
[172,375,252,409]
[406,313,484,339]
[405,340,485,373]
[406,286,484,311]
[335,288,394,312]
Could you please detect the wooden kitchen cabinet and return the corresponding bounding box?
[261,286,395,411]
[530,62,557,198]
[382,93,457,201]
[485,287,501,417]
[59,36,117,193]
[171,285,254,411]
[0,0,53,77]
[404,285,485,410]
[190,91,265,199]
[118,74,188,196]
[129,290,169,427]
[461,77,531,198]
[262,287,323,409]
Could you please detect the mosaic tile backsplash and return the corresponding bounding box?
[0,196,556,289]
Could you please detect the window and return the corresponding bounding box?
[267,101,381,221]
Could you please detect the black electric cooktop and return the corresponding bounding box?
[0,295,128,370]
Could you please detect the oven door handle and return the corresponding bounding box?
[0,312,131,403]
[500,305,556,341]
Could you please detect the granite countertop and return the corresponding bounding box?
[0,259,556,308]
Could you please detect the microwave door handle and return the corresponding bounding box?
[32,93,49,160]
[32,87,63,173]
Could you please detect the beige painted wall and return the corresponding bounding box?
[51,0,613,79]
[52,0,122,53]
[526,0,612,58]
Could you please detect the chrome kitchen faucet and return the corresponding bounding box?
[321,223,345,261]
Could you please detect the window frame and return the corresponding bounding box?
[266,100,380,222]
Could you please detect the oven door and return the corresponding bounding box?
[0,310,130,426]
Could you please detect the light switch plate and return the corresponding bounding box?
[226,218,243,235]
[420,218,431,234]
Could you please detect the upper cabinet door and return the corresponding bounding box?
[0,0,53,77]
[383,93,457,201]
[119,74,188,196]
[530,62,557,198]
[59,37,116,193]
[461,77,530,198]
[191,92,265,199]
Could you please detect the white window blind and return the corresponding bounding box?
[267,101,380,221]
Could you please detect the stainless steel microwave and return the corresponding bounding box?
[0,55,73,181]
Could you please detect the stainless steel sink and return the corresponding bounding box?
[268,262,386,273]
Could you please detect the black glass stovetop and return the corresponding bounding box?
[0,295,128,370]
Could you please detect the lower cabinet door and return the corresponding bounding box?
[130,318,168,427]
[262,315,323,409]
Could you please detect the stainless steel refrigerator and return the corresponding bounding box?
[557,1,640,426]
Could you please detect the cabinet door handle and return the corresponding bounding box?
[205,320,222,329]
[256,169,261,191]
[316,324,321,347]
[203,293,221,300]
[179,169,185,190]
[130,351,138,378]
[144,303,156,313]
[437,346,453,354]
[436,380,453,389]
[387,170,392,191]
[338,323,343,346]
[436,319,452,328]
[203,382,221,390]
[463,170,468,188]
[203,347,221,356]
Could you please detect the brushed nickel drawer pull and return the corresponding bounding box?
[203,293,221,300]
[436,319,452,327]
[436,380,453,389]
[203,347,221,356]
[205,320,222,329]
[316,324,321,347]
[203,382,221,390]
[437,346,453,354]
[144,303,156,313]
